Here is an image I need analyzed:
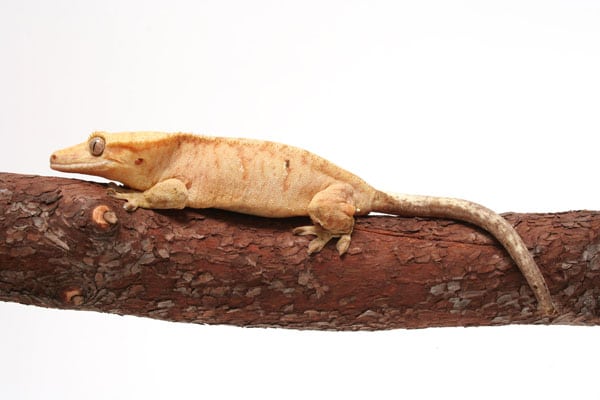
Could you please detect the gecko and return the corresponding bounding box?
[50,131,556,315]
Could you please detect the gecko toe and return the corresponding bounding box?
[336,234,352,255]
[293,225,317,236]
[308,238,329,254]
[122,201,138,212]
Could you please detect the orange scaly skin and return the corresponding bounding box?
[50,131,556,315]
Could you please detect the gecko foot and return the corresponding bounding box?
[293,225,352,256]
[106,186,140,211]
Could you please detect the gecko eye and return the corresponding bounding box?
[89,136,105,156]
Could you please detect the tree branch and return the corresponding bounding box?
[1,172,599,330]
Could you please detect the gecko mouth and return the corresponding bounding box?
[50,158,112,172]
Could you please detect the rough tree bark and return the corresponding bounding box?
[0,172,599,330]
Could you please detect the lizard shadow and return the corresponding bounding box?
[153,207,310,234]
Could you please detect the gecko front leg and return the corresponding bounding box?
[108,178,188,211]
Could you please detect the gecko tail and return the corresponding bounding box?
[372,191,556,316]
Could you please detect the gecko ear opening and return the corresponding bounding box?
[89,136,106,156]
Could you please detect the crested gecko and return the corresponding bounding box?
[50,131,555,315]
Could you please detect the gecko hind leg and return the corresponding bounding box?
[293,184,356,256]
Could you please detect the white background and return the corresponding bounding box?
[1,1,599,399]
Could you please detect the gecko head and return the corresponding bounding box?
[50,131,172,190]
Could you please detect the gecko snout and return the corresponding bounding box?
[49,152,62,170]
[49,151,70,171]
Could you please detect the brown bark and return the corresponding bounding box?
[1,172,599,330]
